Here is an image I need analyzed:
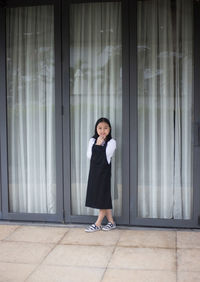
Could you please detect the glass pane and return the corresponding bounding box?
[70,2,122,216]
[6,6,56,214]
[137,0,193,219]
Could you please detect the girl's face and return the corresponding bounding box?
[96,122,110,139]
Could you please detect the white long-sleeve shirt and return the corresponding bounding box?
[87,138,116,164]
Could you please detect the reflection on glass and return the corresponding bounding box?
[137,0,193,219]
[6,6,56,214]
[70,2,122,216]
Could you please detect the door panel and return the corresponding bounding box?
[130,0,196,227]
[137,0,193,220]
[63,0,129,224]
[69,2,122,217]
[1,3,63,221]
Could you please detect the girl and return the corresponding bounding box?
[85,117,116,232]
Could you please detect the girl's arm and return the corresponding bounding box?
[87,138,95,159]
[106,139,116,164]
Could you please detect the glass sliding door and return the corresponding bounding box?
[6,6,57,214]
[69,2,122,217]
[137,0,193,220]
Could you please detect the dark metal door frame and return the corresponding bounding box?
[62,0,130,225]
[0,5,6,221]
[1,0,200,228]
[129,0,200,229]
[0,0,64,222]
[193,0,200,229]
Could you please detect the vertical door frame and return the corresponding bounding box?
[0,0,64,222]
[193,0,200,228]
[130,0,200,228]
[62,0,130,225]
[129,0,138,226]
[0,4,6,220]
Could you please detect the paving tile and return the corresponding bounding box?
[177,231,200,249]
[177,271,200,282]
[43,244,114,268]
[108,247,176,271]
[118,230,176,249]
[178,249,200,272]
[0,241,54,264]
[5,226,68,244]
[27,265,104,282]
[102,269,176,282]
[61,228,121,246]
[0,262,36,282]
[0,225,19,240]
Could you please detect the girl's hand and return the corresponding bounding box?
[96,136,105,145]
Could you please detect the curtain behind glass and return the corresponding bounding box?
[6,6,56,214]
[70,2,122,216]
[137,0,193,219]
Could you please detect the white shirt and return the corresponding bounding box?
[87,138,116,164]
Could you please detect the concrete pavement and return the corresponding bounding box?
[0,223,200,281]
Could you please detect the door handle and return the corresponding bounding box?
[194,123,200,146]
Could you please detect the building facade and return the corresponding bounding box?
[0,0,200,228]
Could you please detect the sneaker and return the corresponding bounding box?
[85,224,102,232]
[102,222,116,231]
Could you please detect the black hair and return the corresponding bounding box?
[92,117,112,142]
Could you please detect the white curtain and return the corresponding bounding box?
[70,2,122,216]
[138,0,193,219]
[6,6,56,214]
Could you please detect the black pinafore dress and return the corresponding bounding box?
[85,141,112,209]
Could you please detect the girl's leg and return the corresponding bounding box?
[105,209,114,224]
[95,209,106,226]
